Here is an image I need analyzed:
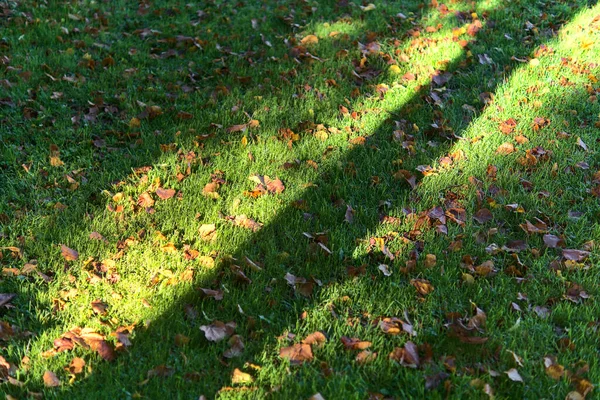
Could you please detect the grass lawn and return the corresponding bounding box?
[2,0,600,398]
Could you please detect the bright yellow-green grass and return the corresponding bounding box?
[1,0,600,398]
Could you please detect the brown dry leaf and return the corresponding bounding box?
[137,192,154,208]
[49,144,65,167]
[223,335,245,358]
[389,341,419,368]
[496,142,515,155]
[563,249,590,261]
[499,118,517,134]
[264,176,285,194]
[505,368,523,382]
[61,245,79,261]
[43,370,61,387]
[91,299,108,315]
[227,124,248,133]
[199,288,223,301]
[301,34,319,45]
[231,368,254,385]
[473,208,493,224]
[543,234,565,248]
[156,188,176,200]
[378,317,415,336]
[200,321,236,342]
[279,343,313,364]
[340,336,372,350]
[545,361,564,380]
[68,357,85,374]
[410,278,434,296]
[199,224,217,242]
[303,332,326,346]
[89,232,106,241]
[229,215,262,232]
[87,338,116,361]
[202,182,220,198]
[0,293,16,308]
[424,254,437,268]
[355,350,377,364]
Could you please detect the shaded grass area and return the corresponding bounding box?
[1,0,600,398]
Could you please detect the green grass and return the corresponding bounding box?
[1,0,600,398]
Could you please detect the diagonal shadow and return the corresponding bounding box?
[1,0,594,398]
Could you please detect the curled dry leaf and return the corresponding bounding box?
[199,288,223,301]
[43,370,61,387]
[410,278,434,296]
[378,317,415,336]
[61,245,79,261]
[300,34,319,45]
[68,357,85,374]
[223,335,245,358]
[279,343,313,364]
[341,336,372,350]
[0,293,16,308]
[200,321,236,342]
[303,331,326,346]
[91,299,108,315]
[505,368,523,382]
[424,254,437,268]
[389,341,419,368]
[137,192,154,207]
[544,356,565,380]
[378,264,392,276]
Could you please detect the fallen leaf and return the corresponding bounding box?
[562,249,590,261]
[61,245,79,261]
[199,288,223,301]
[389,341,419,367]
[200,321,236,342]
[340,336,372,350]
[0,293,16,308]
[505,368,523,382]
[410,279,434,296]
[198,224,217,242]
[303,332,326,346]
[473,208,493,224]
[355,350,377,364]
[424,254,437,268]
[496,142,515,155]
[223,335,245,358]
[279,343,313,364]
[91,299,108,315]
[378,264,392,276]
[68,357,85,374]
[301,34,319,45]
[43,371,61,387]
[155,188,176,200]
[231,368,254,385]
[227,215,262,232]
